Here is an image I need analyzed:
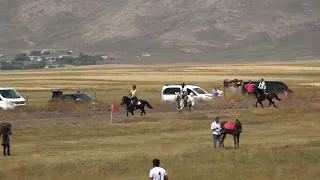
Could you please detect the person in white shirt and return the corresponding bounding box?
[258,78,267,95]
[229,83,237,95]
[216,87,224,97]
[211,117,222,148]
[149,159,168,180]
[181,82,188,105]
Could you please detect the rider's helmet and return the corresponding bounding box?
[260,78,264,81]
[189,92,194,96]
[132,85,136,89]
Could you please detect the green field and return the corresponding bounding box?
[0,60,320,180]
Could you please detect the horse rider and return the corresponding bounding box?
[181,82,188,106]
[129,85,138,109]
[258,78,267,96]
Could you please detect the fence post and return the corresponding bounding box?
[94,91,97,99]
[26,96,29,104]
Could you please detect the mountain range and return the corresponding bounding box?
[1,0,320,62]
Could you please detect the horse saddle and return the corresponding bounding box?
[224,121,236,131]
[136,100,141,105]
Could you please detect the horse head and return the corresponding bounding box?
[121,96,130,106]
[235,119,242,133]
[253,87,259,95]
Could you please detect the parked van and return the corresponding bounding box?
[161,84,214,101]
[241,81,294,95]
[0,88,26,110]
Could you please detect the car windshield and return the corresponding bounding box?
[0,89,21,98]
[76,94,93,101]
[193,88,208,94]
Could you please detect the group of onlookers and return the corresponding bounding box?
[211,86,224,97]
[211,79,257,97]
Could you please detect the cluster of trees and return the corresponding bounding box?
[57,52,103,66]
[1,52,108,70]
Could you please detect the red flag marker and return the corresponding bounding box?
[284,90,291,98]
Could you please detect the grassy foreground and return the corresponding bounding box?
[1,107,320,180]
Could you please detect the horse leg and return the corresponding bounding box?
[126,110,129,116]
[140,107,146,116]
[255,101,258,108]
[259,101,264,108]
[6,143,10,156]
[3,144,6,156]
[268,99,272,108]
[233,135,237,149]
[272,100,277,108]
[237,134,240,148]
[221,133,226,148]
[142,107,146,115]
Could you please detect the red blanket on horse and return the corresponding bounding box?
[225,121,235,130]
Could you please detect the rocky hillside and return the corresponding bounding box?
[1,0,320,60]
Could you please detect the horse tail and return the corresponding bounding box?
[144,101,153,109]
[273,93,281,101]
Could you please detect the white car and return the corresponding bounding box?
[0,88,26,110]
[161,84,214,101]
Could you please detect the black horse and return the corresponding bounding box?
[0,122,12,156]
[253,87,281,108]
[220,119,242,149]
[120,96,153,116]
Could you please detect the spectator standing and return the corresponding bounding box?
[212,87,218,96]
[245,80,254,96]
[229,83,237,95]
[216,87,224,97]
[148,159,168,180]
[211,117,222,148]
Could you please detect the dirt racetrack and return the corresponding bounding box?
[2,97,320,128]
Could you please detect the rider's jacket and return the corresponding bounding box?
[130,89,137,98]
[258,81,266,90]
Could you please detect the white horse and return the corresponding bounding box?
[175,92,196,112]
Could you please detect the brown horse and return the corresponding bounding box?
[220,119,242,148]
[253,87,281,108]
[0,122,12,156]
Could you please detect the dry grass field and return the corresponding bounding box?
[0,60,320,180]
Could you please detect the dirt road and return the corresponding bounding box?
[1,98,319,128]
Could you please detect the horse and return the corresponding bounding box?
[120,96,153,116]
[220,119,242,149]
[0,122,12,156]
[175,92,196,112]
[253,87,281,108]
